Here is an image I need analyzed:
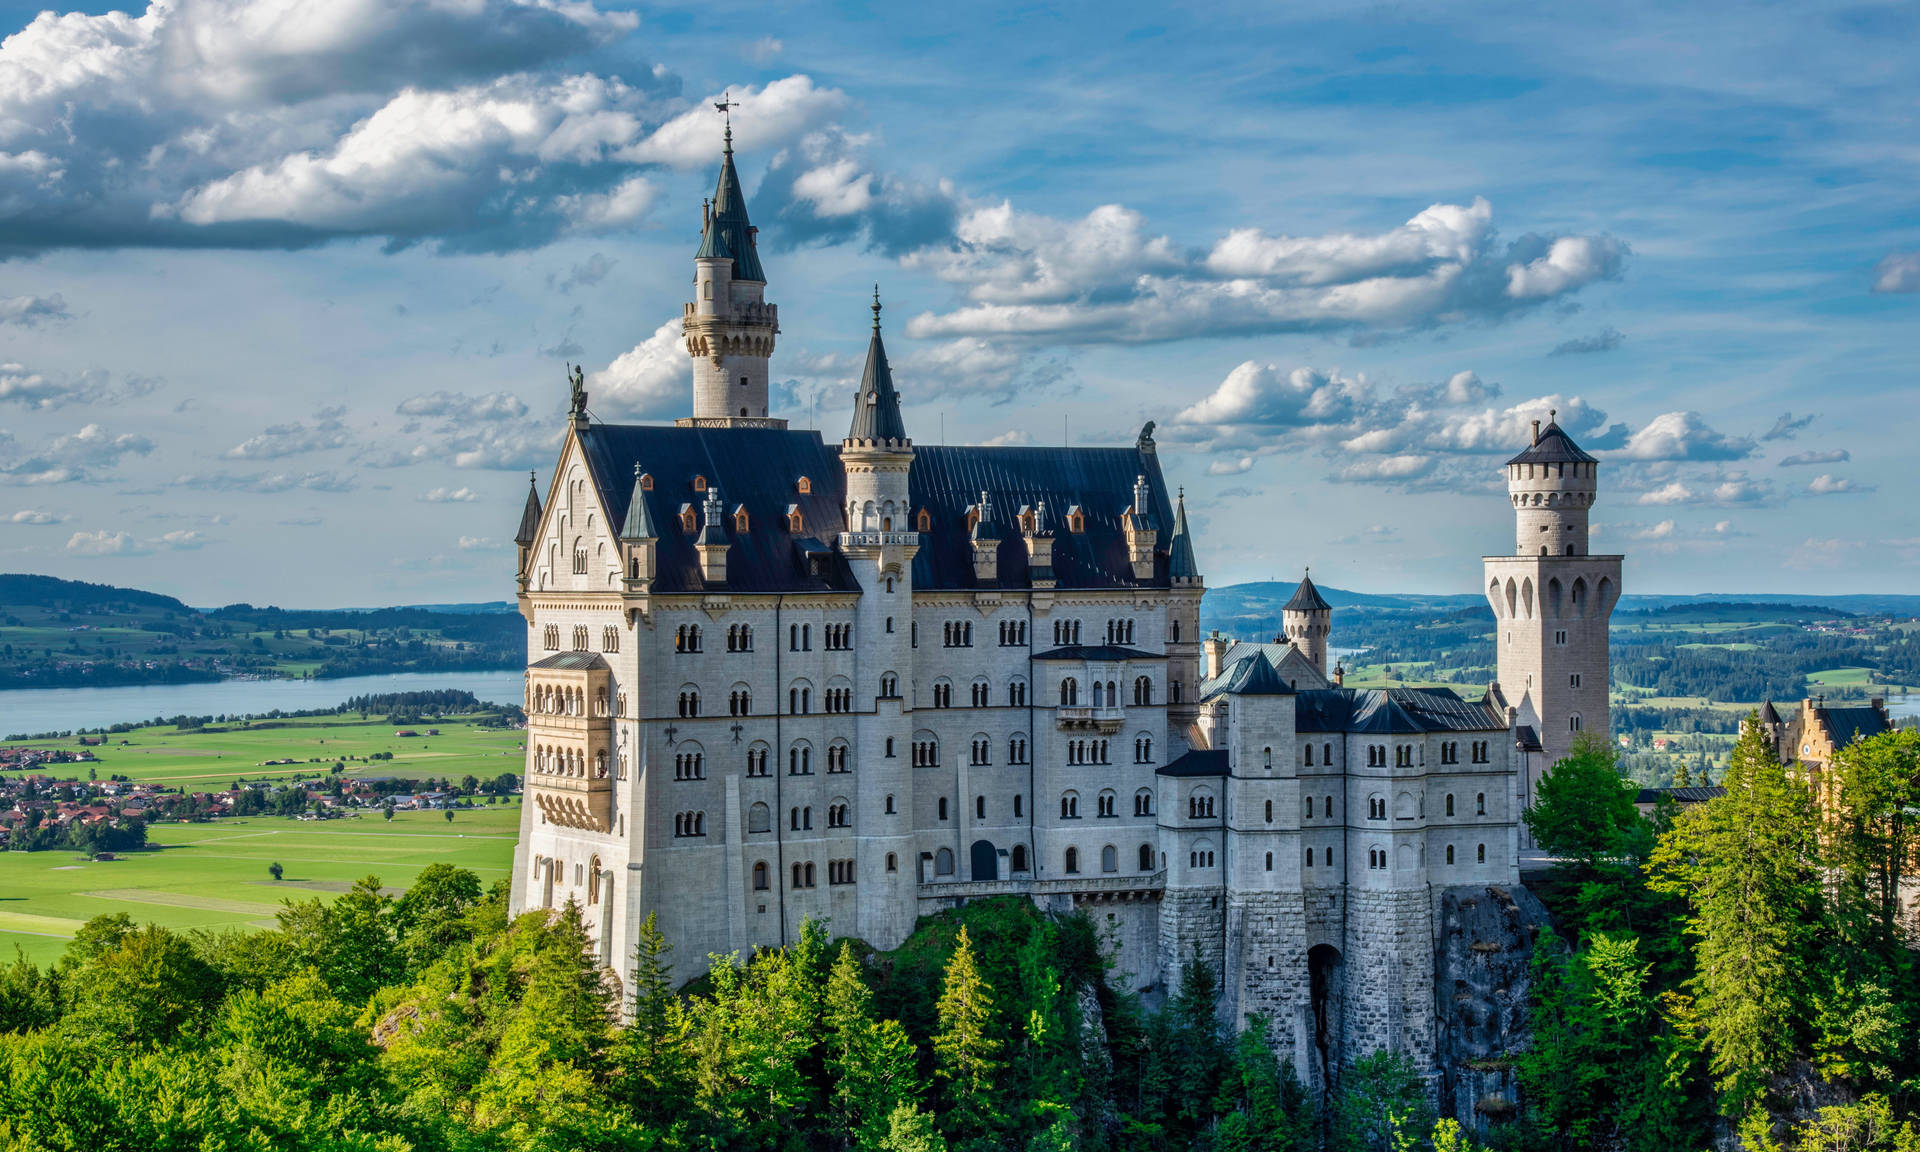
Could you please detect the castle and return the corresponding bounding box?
[506,130,1621,1093]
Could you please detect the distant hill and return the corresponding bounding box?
[0,574,522,691]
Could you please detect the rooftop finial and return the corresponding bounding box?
[871,283,882,332]
[714,91,737,154]
[1549,407,1557,422]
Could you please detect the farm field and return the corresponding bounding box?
[0,806,521,966]
[12,714,526,790]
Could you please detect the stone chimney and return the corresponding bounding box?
[696,486,729,586]
[1203,630,1228,680]
[1122,473,1158,580]
[970,490,1000,583]
[1021,501,1056,589]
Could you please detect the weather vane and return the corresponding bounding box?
[714,90,737,148]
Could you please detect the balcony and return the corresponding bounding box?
[839,531,920,548]
[1057,706,1126,733]
[530,773,613,833]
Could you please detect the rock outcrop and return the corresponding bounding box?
[1435,883,1553,1133]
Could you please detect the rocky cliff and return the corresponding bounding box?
[1434,883,1554,1133]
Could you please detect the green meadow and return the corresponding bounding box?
[0,806,521,966]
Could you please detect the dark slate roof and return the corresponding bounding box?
[530,652,609,671]
[576,425,856,594]
[695,137,765,282]
[1506,420,1597,466]
[1157,749,1228,777]
[1283,572,1330,613]
[1820,707,1890,744]
[1292,687,1505,734]
[1033,645,1165,662]
[1636,786,1725,805]
[848,310,907,443]
[909,444,1176,590]
[515,474,542,547]
[1207,654,1294,697]
[1760,699,1783,726]
[1515,725,1541,751]
[1167,493,1198,580]
[619,465,655,540]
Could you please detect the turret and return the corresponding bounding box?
[841,287,913,533]
[1168,490,1200,587]
[1020,501,1056,588]
[970,490,1000,583]
[1280,569,1332,677]
[1123,473,1158,580]
[682,122,782,427]
[1506,410,1598,557]
[514,471,542,589]
[618,464,656,589]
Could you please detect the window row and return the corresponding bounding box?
[530,744,611,779]
[1104,619,1136,645]
[1062,843,1158,875]
[999,620,1029,646]
[942,621,974,647]
[1059,788,1155,819]
[751,856,881,891]
[673,811,706,837]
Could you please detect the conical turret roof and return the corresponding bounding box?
[848,288,908,444]
[1168,491,1198,579]
[1507,415,1597,466]
[619,464,656,540]
[1284,570,1330,613]
[695,129,765,282]
[514,472,542,546]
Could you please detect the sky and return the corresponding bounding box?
[0,0,1914,607]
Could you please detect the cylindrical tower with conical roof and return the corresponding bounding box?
[682,124,783,427]
[1280,569,1332,677]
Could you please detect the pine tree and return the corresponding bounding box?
[934,926,1004,1144]
[1648,715,1821,1114]
[617,912,692,1131]
[826,942,921,1150]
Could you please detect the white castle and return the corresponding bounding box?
[507,131,1620,1093]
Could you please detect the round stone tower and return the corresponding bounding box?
[1281,569,1332,678]
[1507,411,1596,556]
[681,123,783,428]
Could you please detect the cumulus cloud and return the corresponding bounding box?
[0,424,155,483]
[457,535,497,551]
[979,429,1032,447]
[0,363,159,410]
[1779,448,1849,467]
[371,387,552,470]
[1332,455,1435,483]
[1548,326,1625,357]
[754,124,963,256]
[552,253,616,294]
[903,196,1624,345]
[1612,411,1754,462]
[1807,474,1872,495]
[1710,472,1773,505]
[1207,456,1255,476]
[589,317,687,420]
[225,407,349,459]
[175,470,355,493]
[1761,411,1815,441]
[8,509,65,524]
[0,0,664,254]
[1443,370,1500,405]
[421,486,481,503]
[0,294,72,327]
[624,76,850,168]
[1872,252,1920,293]
[65,527,205,556]
[1637,481,1695,505]
[397,392,530,421]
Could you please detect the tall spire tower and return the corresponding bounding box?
[681,107,784,428]
[1484,412,1621,827]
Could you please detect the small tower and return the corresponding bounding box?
[681,120,783,428]
[1166,490,1205,745]
[514,471,542,591]
[618,464,656,590]
[695,485,729,585]
[1281,569,1332,677]
[1485,411,1621,824]
[970,490,1000,583]
[838,287,920,949]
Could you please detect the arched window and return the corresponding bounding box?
[1477,843,1486,864]
[880,673,898,698]
[885,794,896,814]
[1101,845,1118,873]
[1265,851,1273,872]
[1061,791,1079,819]
[1064,847,1080,874]
[938,797,948,820]
[753,861,769,890]
[935,848,954,876]
[1264,799,1273,823]
[1477,792,1486,816]
[1138,844,1155,871]
[1060,677,1078,706]
[1134,788,1153,817]
[1097,790,1117,818]
[1011,845,1029,872]
[1446,845,1455,865]
[748,803,771,833]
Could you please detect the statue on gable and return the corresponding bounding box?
[568,363,588,417]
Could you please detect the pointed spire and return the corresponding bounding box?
[1285,568,1330,613]
[847,285,908,444]
[620,463,656,541]
[515,471,542,546]
[1168,488,1198,580]
[694,107,763,281]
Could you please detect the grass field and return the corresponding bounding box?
[12,714,526,790]
[0,806,520,966]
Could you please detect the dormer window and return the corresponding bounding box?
[787,504,803,533]
[796,476,812,494]
[693,475,708,493]
[916,508,932,532]
[638,473,654,491]
[1066,506,1086,533]
[1019,507,1036,534]
[965,505,980,532]
[733,505,750,533]
[679,503,697,533]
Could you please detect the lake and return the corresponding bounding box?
[1,670,526,737]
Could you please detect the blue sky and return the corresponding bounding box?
[0,0,1913,605]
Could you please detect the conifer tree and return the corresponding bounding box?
[1649,715,1821,1114]
[618,912,692,1131]
[934,926,1004,1144]
[826,941,921,1150]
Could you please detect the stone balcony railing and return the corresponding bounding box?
[918,871,1166,902]
[838,531,920,548]
[529,773,613,833]
[1056,706,1127,732]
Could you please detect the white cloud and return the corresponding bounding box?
[746,36,783,63]
[1174,363,1364,430]
[1207,456,1255,476]
[1872,252,1920,293]
[624,76,850,168]
[457,535,495,550]
[8,509,65,524]
[421,487,481,503]
[0,364,58,408]
[64,527,204,555]
[226,407,348,459]
[176,470,356,493]
[1761,412,1815,441]
[1443,370,1499,405]
[979,429,1032,447]
[589,317,686,420]
[0,424,155,483]
[0,363,159,410]
[1710,472,1773,505]
[1637,481,1695,505]
[1548,326,1625,357]
[1779,448,1848,467]
[0,294,71,327]
[397,391,530,421]
[1807,474,1871,495]
[1505,236,1627,299]
[1612,411,1754,462]
[1332,454,1435,483]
